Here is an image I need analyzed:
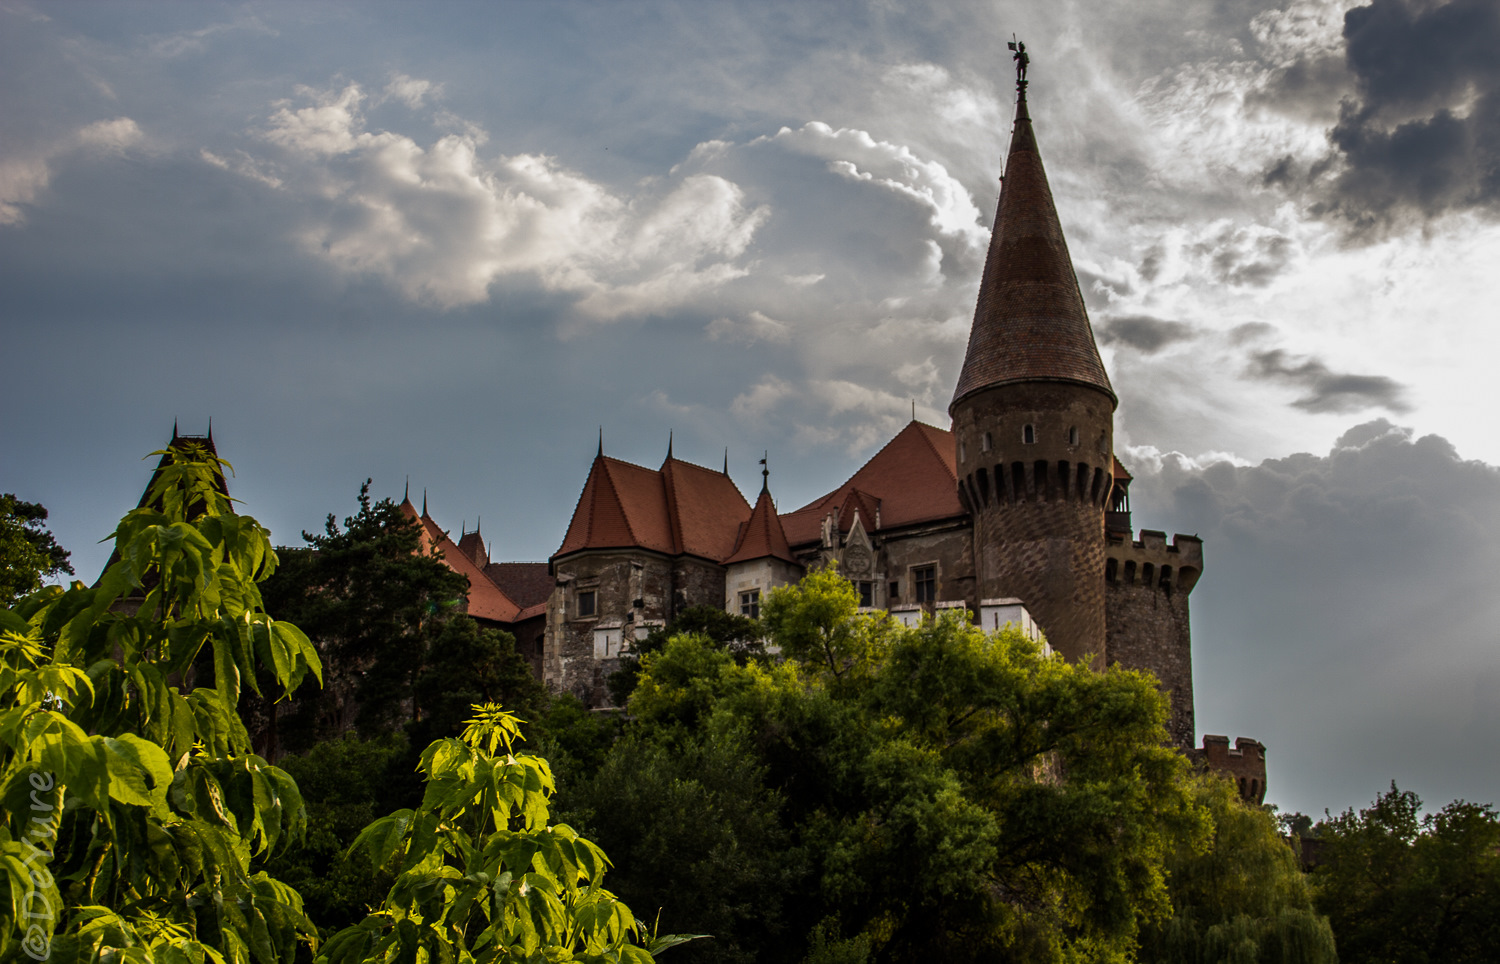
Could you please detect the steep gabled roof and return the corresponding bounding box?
[951,83,1114,411]
[553,452,751,563]
[725,481,797,566]
[402,496,521,623]
[781,420,962,545]
[660,457,753,561]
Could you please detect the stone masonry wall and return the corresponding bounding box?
[1105,530,1202,750]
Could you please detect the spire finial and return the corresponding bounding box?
[207,416,213,441]
[476,515,481,536]
[1008,36,1029,98]
[422,488,428,516]
[759,451,769,493]
[723,447,729,475]
[912,399,916,423]
[404,476,410,503]
[597,426,603,459]
[667,430,674,461]
[172,418,179,440]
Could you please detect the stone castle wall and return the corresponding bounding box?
[1104,530,1201,749]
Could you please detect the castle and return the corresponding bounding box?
[142,66,1265,796]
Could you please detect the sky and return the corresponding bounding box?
[2,0,1498,820]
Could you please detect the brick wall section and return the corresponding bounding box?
[1193,735,1268,805]
[953,381,1114,664]
[1105,530,1202,750]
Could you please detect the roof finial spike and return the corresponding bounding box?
[1008,35,1029,99]
[461,519,467,537]
[666,430,673,461]
[404,476,410,503]
[172,418,179,440]
[912,399,917,423]
[476,515,481,536]
[759,451,769,493]
[723,447,729,475]
[207,416,213,441]
[422,488,428,516]
[597,426,603,459]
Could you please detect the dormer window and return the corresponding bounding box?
[1023,424,1036,444]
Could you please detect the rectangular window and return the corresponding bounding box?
[739,589,761,619]
[858,581,873,608]
[889,580,900,601]
[577,590,596,618]
[913,566,936,604]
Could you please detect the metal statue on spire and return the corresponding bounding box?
[1008,36,1029,91]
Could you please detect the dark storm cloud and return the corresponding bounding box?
[1097,314,1196,354]
[1130,421,1500,815]
[1247,348,1410,414]
[1309,0,1500,230]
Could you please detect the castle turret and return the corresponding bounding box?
[950,63,1116,665]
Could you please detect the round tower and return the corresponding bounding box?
[950,69,1116,665]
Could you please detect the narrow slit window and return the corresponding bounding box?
[1023,424,1036,444]
[1069,426,1079,446]
[981,432,992,452]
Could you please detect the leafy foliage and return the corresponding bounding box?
[0,445,323,963]
[569,569,1207,963]
[319,704,690,964]
[1140,774,1336,964]
[0,494,73,606]
[409,617,550,750]
[1312,783,1500,964]
[605,605,763,707]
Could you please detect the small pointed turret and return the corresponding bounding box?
[950,74,1113,412]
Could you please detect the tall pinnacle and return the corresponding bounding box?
[950,59,1114,413]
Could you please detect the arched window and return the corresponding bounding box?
[1069,426,1079,446]
[1023,424,1036,444]
[1105,558,1118,584]
[981,431,992,452]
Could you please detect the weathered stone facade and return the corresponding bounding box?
[1106,530,1201,748]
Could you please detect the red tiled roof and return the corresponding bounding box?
[661,457,752,561]
[553,454,751,563]
[725,484,798,566]
[485,561,554,609]
[403,497,522,623]
[456,528,488,567]
[951,87,1114,411]
[1112,455,1132,482]
[781,421,962,545]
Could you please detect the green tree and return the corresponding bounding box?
[0,445,323,962]
[1313,783,1500,964]
[0,494,73,605]
[408,615,550,749]
[618,571,1204,963]
[607,605,763,706]
[319,704,694,964]
[260,482,469,747]
[1140,774,1336,964]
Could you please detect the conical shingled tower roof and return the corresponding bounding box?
[950,83,1114,412]
[725,475,797,566]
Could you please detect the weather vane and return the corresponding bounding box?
[1007,36,1029,92]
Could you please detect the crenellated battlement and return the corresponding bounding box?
[1191,735,1267,805]
[1105,529,1203,593]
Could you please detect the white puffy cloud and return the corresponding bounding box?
[241,82,769,315]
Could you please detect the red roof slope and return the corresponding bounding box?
[781,421,962,545]
[725,483,797,566]
[554,453,751,562]
[951,85,1114,411]
[402,497,522,623]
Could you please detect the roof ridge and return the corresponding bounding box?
[595,459,640,548]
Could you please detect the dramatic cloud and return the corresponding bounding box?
[1098,315,1198,354]
[242,82,769,315]
[1132,420,1500,813]
[1306,0,1500,231]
